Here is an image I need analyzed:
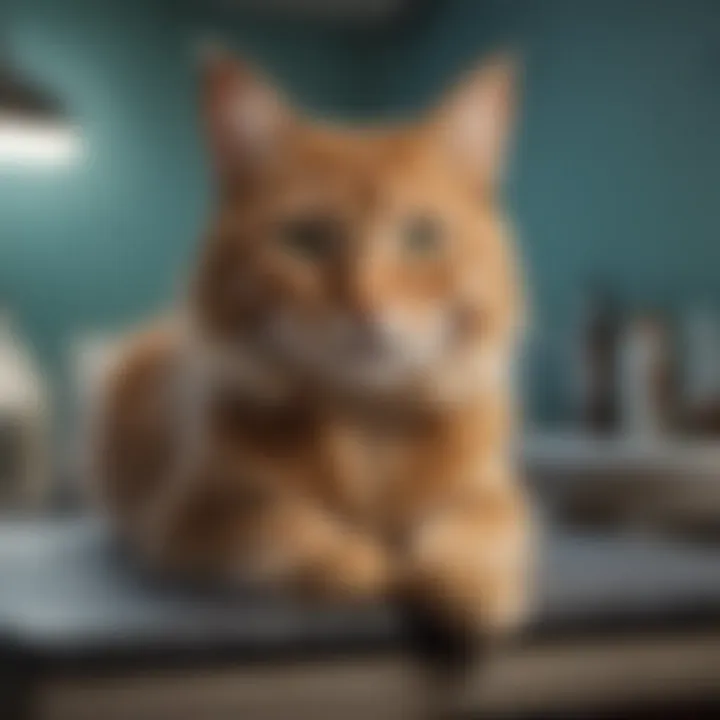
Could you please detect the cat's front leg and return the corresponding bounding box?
[146,478,394,602]
[404,478,532,637]
[260,497,395,601]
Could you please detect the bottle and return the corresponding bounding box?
[578,288,620,432]
[0,308,48,509]
[618,313,672,439]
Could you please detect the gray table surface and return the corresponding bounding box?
[0,519,718,663]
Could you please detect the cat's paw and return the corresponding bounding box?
[407,501,532,637]
[297,534,394,603]
[411,562,528,637]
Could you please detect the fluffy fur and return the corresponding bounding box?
[94,50,531,636]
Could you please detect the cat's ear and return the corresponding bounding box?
[430,53,519,187]
[200,46,293,184]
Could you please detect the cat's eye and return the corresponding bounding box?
[278,216,340,261]
[403,215,443,257]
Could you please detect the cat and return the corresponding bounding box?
[93,48,531,640]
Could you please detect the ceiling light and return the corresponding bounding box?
[0,58,82,167]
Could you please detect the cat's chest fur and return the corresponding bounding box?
[205,390,460,537]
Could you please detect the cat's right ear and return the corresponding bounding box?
[428,53,519,189]
[200,46,293,185]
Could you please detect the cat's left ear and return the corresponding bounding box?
[430,53,519,187]
[199,45,294,185]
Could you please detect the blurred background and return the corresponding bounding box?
[1,1,720,718]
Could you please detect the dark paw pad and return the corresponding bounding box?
[400,601,492,676]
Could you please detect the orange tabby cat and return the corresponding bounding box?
[94,49,530,637]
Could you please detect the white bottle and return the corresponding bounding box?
[683,308,719,415]
[0,311,49,509]
[618,315,668,440]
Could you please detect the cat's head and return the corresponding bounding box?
[192,49,523,398]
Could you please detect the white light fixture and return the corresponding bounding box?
[0,59,82,168]
[0,112,81,166]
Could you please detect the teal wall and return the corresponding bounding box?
[2,0,720,425]
[1,0,204,406]
[0,0,360,417]
[369,0,720,420]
